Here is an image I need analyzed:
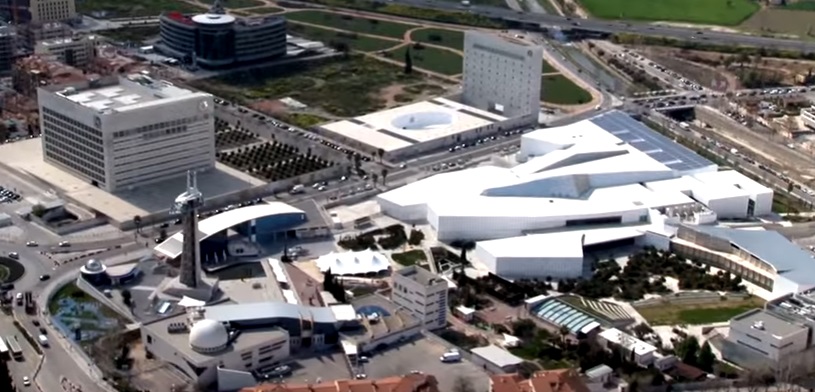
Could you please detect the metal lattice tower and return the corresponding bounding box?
[173,171,204,288]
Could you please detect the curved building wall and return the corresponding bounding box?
[234,18,287,63]
[159,13,197,58]
[195,22,235,68]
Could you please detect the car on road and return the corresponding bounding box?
[23,376,30,386]
[58,241,70,247]
[25,241,38,247]
[39,274,50,281]
[8,252,18,259]
[32,319,40,327]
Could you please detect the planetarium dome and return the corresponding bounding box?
[189,319,228,353]
[80,259,106,274]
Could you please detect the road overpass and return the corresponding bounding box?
[370,0,815,52]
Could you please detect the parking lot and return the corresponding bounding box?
[286,350,352,384]
[360,338,489,392]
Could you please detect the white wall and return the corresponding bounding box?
[703,195,750,219]
[636,231,671,251]
[752,190,773,217]
[493,255,584,279]
[377,197,427,223]
[728,321,808,362]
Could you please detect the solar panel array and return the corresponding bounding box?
[589,111,714,172]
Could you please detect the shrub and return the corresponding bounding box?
[377,224,407,249]
[407,229,424,246]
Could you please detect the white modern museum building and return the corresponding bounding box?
[376,111,774,280]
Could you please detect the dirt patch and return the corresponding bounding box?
[250,99,288,115]
[127,341,192,391]
[740,8,815,39]
[635,46,740,91]
[380,84,407,106]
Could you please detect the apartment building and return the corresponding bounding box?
[0,24,16,76]
[30,0,76,24]
[241,373,440,392]
[37,73,215,192]
[726,309,809,364]
[391,265,448,330]
[491,369,589,392]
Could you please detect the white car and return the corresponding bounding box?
[26,241,38,247]
[23,376,30,386]
[58,241,70,247]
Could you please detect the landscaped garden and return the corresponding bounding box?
[0,257,24,283]
[540,75,593,105]
[216,141,335,182]
[338,224,409,251]
[277,112,330,129]
[285,10,416,39]
[191,56,424,117]
[542,59,557,74]
[49,283,126,342]
[385,44,463,75]
[391,249,427,266]
[77,0,205,18]
[409,28,465,51]
[577,0,759,25]
[288,23,400,52]
[636,296,765,325]
[98,25,160,44]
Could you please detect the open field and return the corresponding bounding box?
[289,23,400,52]
[285,10,417,39]
[202,0,264,8]
[740,9,815,39]
[636,296,764,325]
[410,28,465,51]
[191,56,424,117]
[245,6,285,14]
[578,0,759,25]
[77,0,205,18]
[540,75,592,105]
[386,45,463,75]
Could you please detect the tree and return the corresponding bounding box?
[133,215,142,233]
[376,148,385,163]
[452,375,475,392]
[677,336,700,367]
[323,268,334,292]
[121,289,132,308]
[31,204,45,218]
[698,341,715,372]
[381,168,388,185]
[0,357,15,391]
[371,173,379,185]
[404,48,413,74]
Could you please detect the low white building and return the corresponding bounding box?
[598,328,657,367]
[391,265,448,330]
[34,35,100,68]
[470,344,525,374]
[727,309,809,363]
[801,105,815,130]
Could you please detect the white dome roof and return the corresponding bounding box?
[189,319,228,352]
[83,259,105,273]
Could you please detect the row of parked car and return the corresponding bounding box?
[0,186,21,203]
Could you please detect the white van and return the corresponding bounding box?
[38,334,48,347]
[439,351,461,363]
[289,185,305,194]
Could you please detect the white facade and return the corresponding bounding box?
[38,74,215,192]
[598,328,657,367]
[462,31,542,121]
[30,0,76,24]
[802,106,815,130]
[34,35,99,68]
[391,265,448,330]
[727,310,809,363]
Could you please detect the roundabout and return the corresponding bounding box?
[0,256,25,283]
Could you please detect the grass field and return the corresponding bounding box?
[202,0,264,8]
[410,28,465,51]
[285,10,416,39]
[740,9,815,39]
[387,45,463,75]
[192,56,422,117]
[0,265,9,282]
[438,0,510,7]
[636,297,764,325]
[783,0,815,11]
[289,23,400,52]
[542,59,557,73]
[578,0,759,25]
[246,6,285,14]
[540,75,592,105]
[391,249,427,266]
[77,0,205,18]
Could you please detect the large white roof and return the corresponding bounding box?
[315,250,390,275]
[476,225,655,259]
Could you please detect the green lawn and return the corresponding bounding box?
[0,265,9,282]
[783,0,815,11]
[202,0,264,8]
[578,0,760,25]
[279,113,330,128]
[99,25,160,43]
[387,45,463,75]
[540,75,592,105]
[285,10,417,39]
[636,297,764,325]
[191,56,423,117]
[410,28,464,51]
[289,23,400,52]
[542,59,557,74]
[391,249,427,266]
[77,0,205,18]
[438,0,510,7]
[246,6,285,14]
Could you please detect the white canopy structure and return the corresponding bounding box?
[316,250,390,275]
[178,296,206,308]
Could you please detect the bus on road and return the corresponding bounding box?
[6,336,22,360]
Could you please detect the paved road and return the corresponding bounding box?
[374,0,815,51]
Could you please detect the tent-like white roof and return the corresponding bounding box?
[178,296,206,308]
[315,250,390,275]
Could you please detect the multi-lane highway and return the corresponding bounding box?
[371,0,815,52]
